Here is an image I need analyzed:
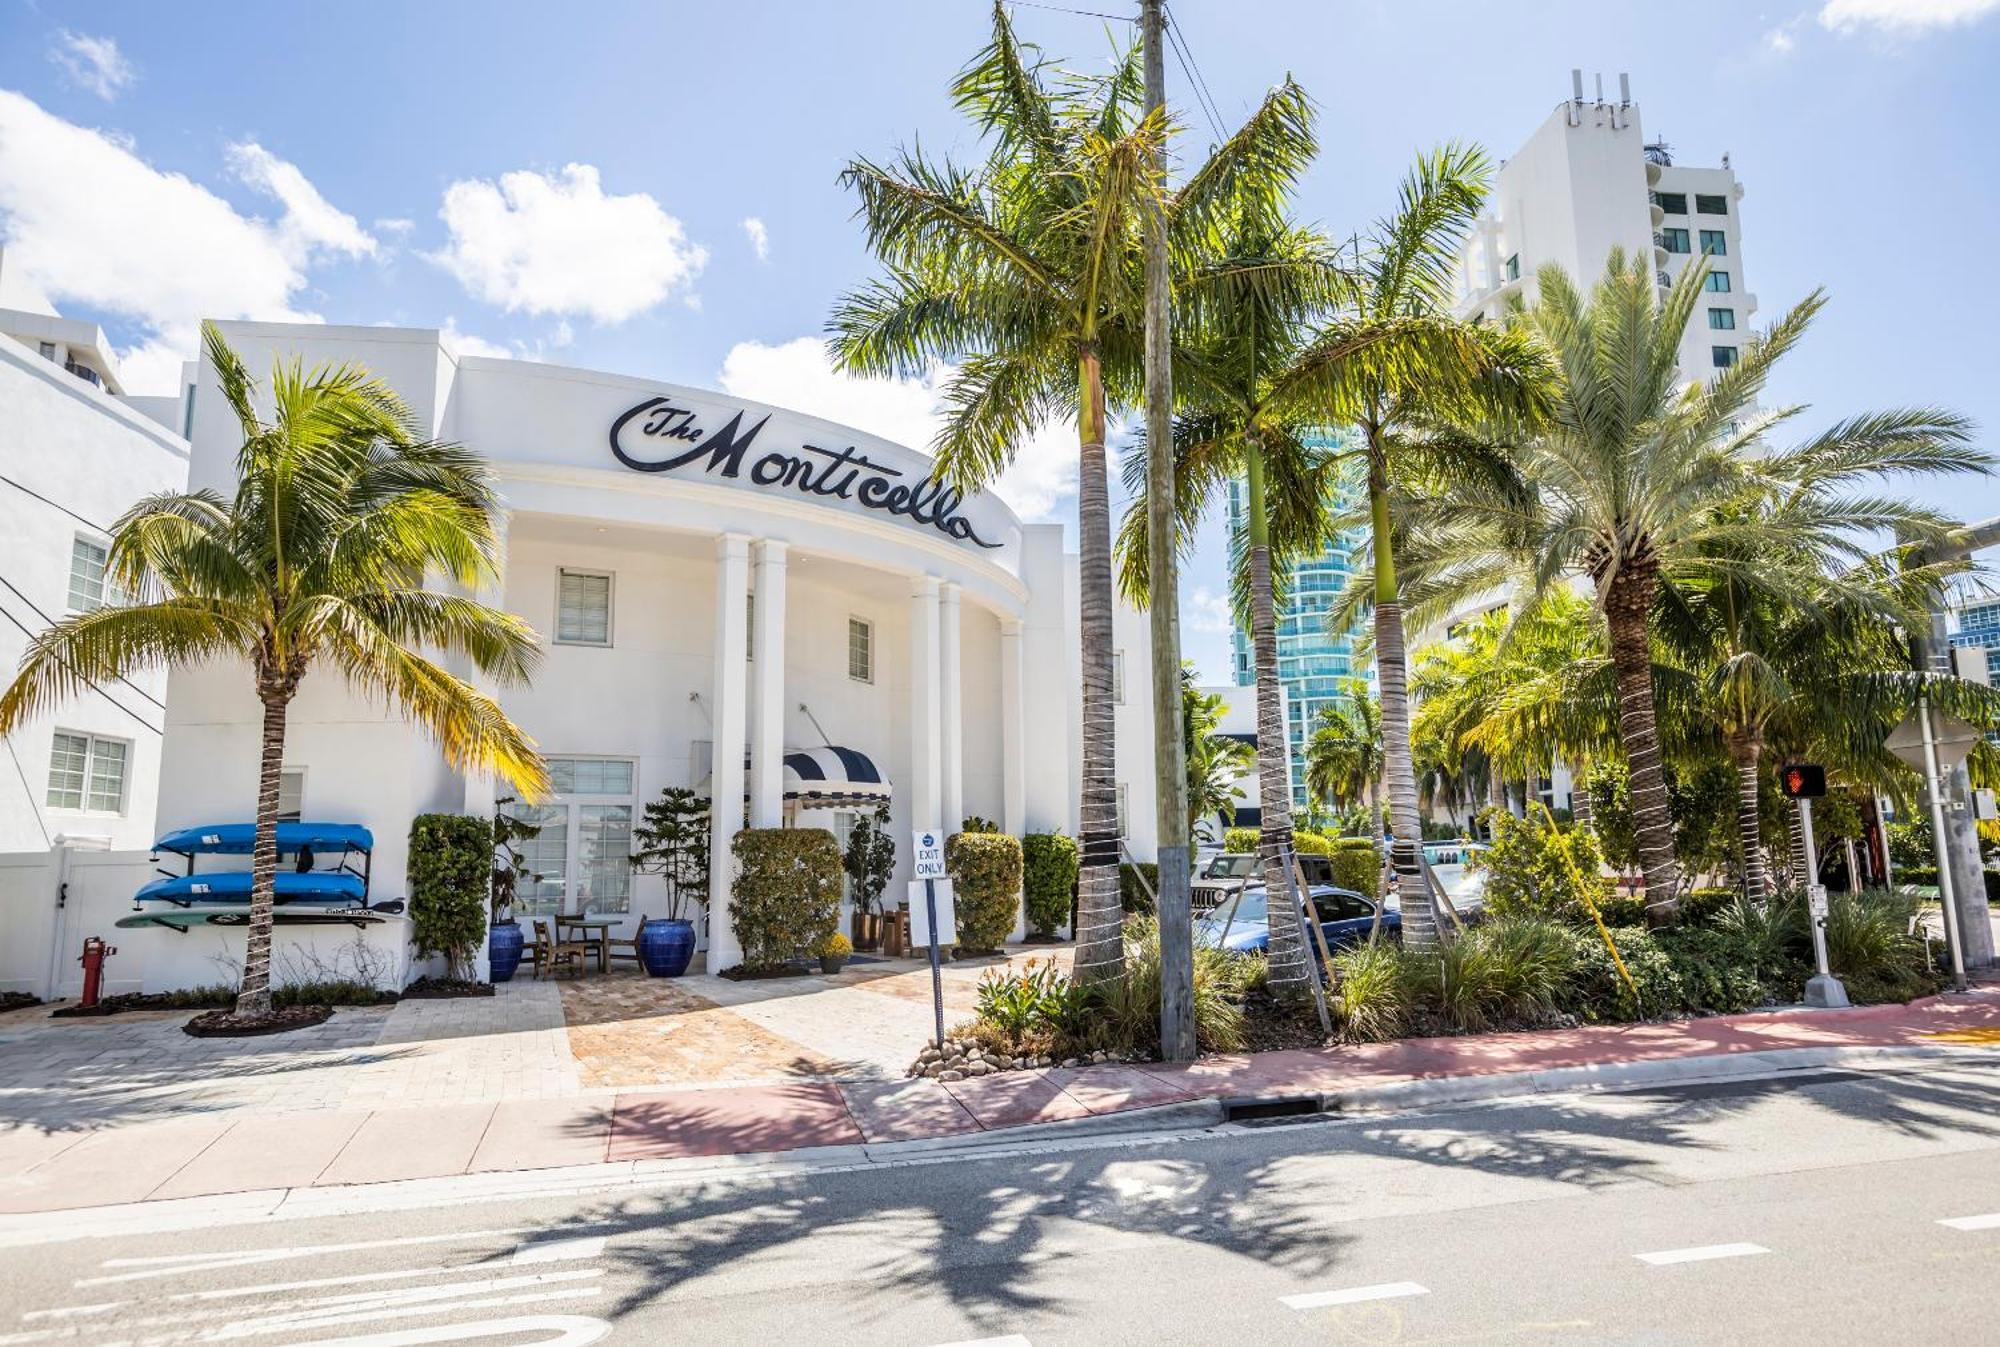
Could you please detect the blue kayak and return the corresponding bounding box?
[133,870,367,907]
[153,822,374,857]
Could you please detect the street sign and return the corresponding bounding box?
[1885,711,1984,772]
[1779,763,1826,799]
[908,878,956,947]
[912,829,947,880]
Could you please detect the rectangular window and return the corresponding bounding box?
[576,804,633,913]
[506,803,570,911]
[546,757,635,797]
[1696,193,1729,215]
[847,616,874,683]
[555,569,612,646]
[1115,782,1129,840]
[507,758,637,916]
[1704,271,1732,293]
[1712,345,1739,369]
[1112,650,1126,704]
[66,535,115,612]
[38,341,56,361]
[46,731,127,813]
[1504,253,1520,281]
[1708,308,1737,330]
[1652,191,1688,214]
[278,768,305,823]
[746,591,754,660]
[1699,229,1727,257]
[1659,228,1690,254]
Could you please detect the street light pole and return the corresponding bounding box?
[1140,0,1195,1061]
[1918,693,1970,992]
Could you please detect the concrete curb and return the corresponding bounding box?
[1320,1043,2000,1115]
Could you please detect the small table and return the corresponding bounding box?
[553,913,619,973]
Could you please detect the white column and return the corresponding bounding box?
[708,533,751,971]
[909,575,942,834]
[1000,616,1026,837]
[749,539,788,828]
[940,582,964,833]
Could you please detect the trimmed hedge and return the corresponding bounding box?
[732,828,842,971]
[1293,830,1332,856]
[1120,862,1159,914]
[1326,838,1381,899]
[948,831,1023,952]
[1021,833,1077,936]
[1224,826,1258,855]
[409,813,494,982]
[1221,826,1332,858]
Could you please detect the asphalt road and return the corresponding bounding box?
[3,1061,1999,1345]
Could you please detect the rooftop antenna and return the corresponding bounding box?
[1594,72,1605,105]
[1571,68,1585,103]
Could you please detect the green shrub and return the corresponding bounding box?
[408,813,495,982]
[1595,891,1648,926]
[1021,833,1077,937]
[1119,861,1159,913]
[1224,826,1258,855]
[1398,916,1577,1034]
[1826,890,1938,1003]
[947,831,1023,952]
[731,828,842,971]
[1654,927,1776,1014]
[1092,916,1248,1055]
[1897,864,1940,888]
[1329,939,1407,1042]
[1561,925,1680,1021]
[1325,838,1381,899]
[1293,830,1332,856]
[1714,892,1809,983]
[1220,826,1328,859]
[1682,887,1738,926]
[1478,809,1610,925]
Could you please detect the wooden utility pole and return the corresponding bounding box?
[1141,0,1195,1061]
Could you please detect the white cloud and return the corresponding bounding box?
[550,319,574,348]
[741,216,769,261]
[1183,585,1236,636]
[51,31,135,101]
[716,336,1083,522]
[226,142,376,263]
[1820,0,2000,31]
[0,91,373,393]
[374,216,415,237]
[1763,18,1803,52]
[439,318,514,360]
[431,163,707,323]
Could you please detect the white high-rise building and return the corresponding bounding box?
[1453,71,1754,381]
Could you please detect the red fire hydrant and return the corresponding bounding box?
[78,937,116,1008]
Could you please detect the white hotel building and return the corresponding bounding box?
[0,312,1161,989]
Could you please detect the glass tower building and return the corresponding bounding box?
[1951,599,2000,660]
[1224,431,1366,811]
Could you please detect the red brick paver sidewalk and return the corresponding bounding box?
[5,989,1998,1216]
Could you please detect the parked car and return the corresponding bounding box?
[1194,850,1343,913]
[1194,882,1399,960]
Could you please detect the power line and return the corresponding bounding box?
[0,587,164,736]
[1163,6,1228,146]
[1000,0,1136,19]
[0,573,166,712]
[0,472,111,534]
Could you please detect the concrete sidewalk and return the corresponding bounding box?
[5,987,1999,1218]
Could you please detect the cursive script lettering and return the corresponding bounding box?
[609,396,1001,549]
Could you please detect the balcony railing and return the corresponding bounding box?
[63,361,102,389]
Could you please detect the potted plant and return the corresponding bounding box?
[632,786,710,977]
[486,802,540,983]
[843,805,896,951]
[814,930,853,975]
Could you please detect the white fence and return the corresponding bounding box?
[0,843,411,1002]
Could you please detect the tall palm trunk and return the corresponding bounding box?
[1601,561,1679,921]
[1072,346,1123,984]
[1244,445,1311,991]
[1728,731,1771,897]
[1572,758,1594,832]
[237,675,295,1020]
[1367,454,1438,948]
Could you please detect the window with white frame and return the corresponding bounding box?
[1112,650,1126,704]
[66,535,119,612]
[504,757,636,915]
[46,731,128,813]
[848,617,874,683]
[555,569,612,646]
[278,769,306,823]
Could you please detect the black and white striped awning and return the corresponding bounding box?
[700,746,893,809]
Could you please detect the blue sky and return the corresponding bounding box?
[3,0,1998,682]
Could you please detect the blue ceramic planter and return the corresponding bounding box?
[488,919,524,983]
[638,918,697,977]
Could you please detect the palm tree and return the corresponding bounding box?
[1304,679,1383,836]
[1306,144,1551,946]
[1413,251,1982,919]
[1182,667,1253,842]
[830,3,1314,982]
[0,324,547,1022]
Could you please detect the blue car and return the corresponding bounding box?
[1195,883,1400,958]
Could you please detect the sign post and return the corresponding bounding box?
[911,829,951,1049]
[1887,706,1975,990]
[1781,763,1849,1009]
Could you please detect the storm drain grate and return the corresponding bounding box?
[1222,1095,1322,1123]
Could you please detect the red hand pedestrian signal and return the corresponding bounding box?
[1779,763,1826,799]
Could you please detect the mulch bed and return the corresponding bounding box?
[1019,933,1068,946]
[718,963,813,981]
[0,992,43,1016]
[400,977,495,999]
[1241,989,1336,1053]
[183,1004,334,1037]
[53,991,230,1018]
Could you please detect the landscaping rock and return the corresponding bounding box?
[939,1070,965,1082]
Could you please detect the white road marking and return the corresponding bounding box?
[81,1228,539,1284]
[211,1288,604,1341]
[929,1338,1032,1347]
[1281,1281,1430,1310]
[1635,1243,1770,1266]
[19,1303,125,1321]
[511,1237,606,1265]
[1939,1213,2000,1231]
[288,1314,610,1347]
